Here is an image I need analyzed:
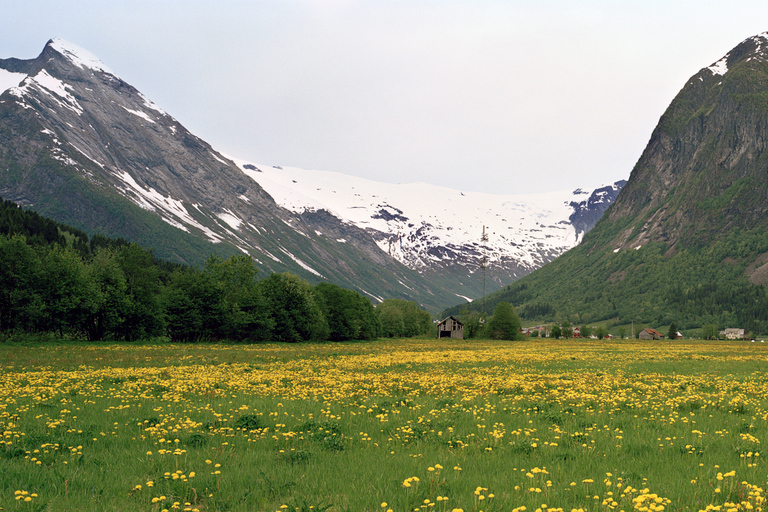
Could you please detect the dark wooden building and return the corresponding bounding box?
[437,316,464,339]
[638,328,663,340]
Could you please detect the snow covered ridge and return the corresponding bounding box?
[706,32,768,77]
[48,38,114,75]
[231,156,620,271]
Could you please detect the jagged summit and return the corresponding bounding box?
[46,38,115,75]
[700,32,768,78]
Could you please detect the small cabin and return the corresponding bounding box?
[639,328,663,340]
[437,316,464,339]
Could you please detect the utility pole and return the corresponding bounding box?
[480,225,488,317]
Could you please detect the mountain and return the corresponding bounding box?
[231,158,625,298]
[0,39,621,312]
[447,32,768,334]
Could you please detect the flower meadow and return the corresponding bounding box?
[1,339,767,512]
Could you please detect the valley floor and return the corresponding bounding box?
[1,339,766,511]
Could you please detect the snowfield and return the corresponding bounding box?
[232,156,612,272]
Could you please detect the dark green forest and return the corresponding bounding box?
[0,198,431,342]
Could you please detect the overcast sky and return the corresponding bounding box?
[4,1,768,194]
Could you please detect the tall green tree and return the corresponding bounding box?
[314,282,379,341]
[261,273,328,342]
[375,299,431,338]
[116,244,164,340]
[561,320,573,339]
[459,308,483,339]
[487,302,521,340]
[204,254,273,342]
[162,268,224,343]
[0,235,43,332]
[82,248,129,341]
[667,322,678,340]
[38,245,89,336]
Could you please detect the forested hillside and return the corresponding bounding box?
[0,198,431,342]
[444,225,768,335]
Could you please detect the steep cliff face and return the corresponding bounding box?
[607,32,768,251]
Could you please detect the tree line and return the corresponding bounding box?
[0,199,433,342]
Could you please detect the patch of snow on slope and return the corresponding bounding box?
[116,170,224,242]
[49,38,114,75]
[278,247,324,278]
[233,156,590,270]
[121,106,155,124]
[217,210,242,230]
[211,152,231,166]
[708,55,729,76]
[0,69,27,95]
[26,70,84,115]
[138,92,167,115]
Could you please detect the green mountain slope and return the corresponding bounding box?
[443,32,768,334]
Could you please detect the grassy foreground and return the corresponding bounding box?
[1,339,767,512]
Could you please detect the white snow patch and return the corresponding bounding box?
[217,210,242,230]
[0,68,26,95]
[708,55,729,76]
[359,289,384,303]
[613,248,620,253]
[336,238,346,243]
[27,69,83,115]
[68,142,105,169]
[116,171,224,242]
[455,293,473,302]
[238,194,250,203]
[121,106,155,124]
[211,152,231,166]
[635,245,643,250]
[49,38,114,75]
[278,247,324,277]
[138,92,166,115]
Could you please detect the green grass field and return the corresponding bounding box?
[1,339,766,512]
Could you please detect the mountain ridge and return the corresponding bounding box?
[1,38,623,311]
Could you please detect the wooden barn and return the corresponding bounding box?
[437,316,464,339]
[638,328,663,340]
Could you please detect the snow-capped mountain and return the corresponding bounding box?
[0,38,624,311]
[231,158,624,289]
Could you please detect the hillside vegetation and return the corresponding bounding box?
[445,224,768,335]
[0,198,432,342]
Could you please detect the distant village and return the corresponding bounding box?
[436,317,755,341]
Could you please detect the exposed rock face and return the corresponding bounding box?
[606,32,768,251]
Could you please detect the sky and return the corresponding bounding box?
[3,1,768,194]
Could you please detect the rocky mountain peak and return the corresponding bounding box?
[605,31,768,253]
[45,38,115,75]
